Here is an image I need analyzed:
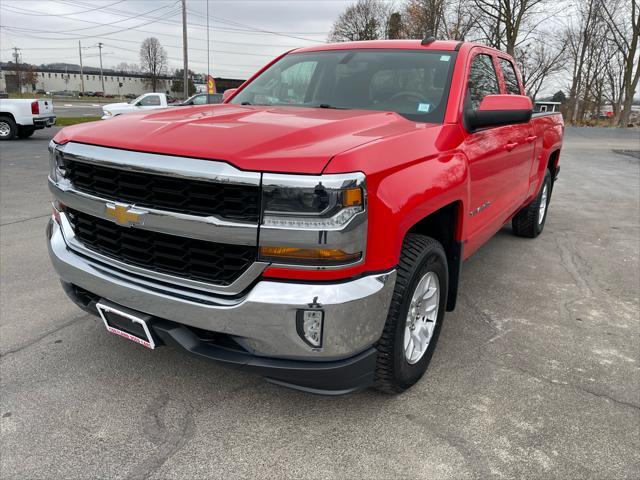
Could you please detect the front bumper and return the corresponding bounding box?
[47,218,396,391]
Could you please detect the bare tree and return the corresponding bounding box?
[388,12,404,39]
[602,0,640,126]
[115,62,140,74]
[441,0,477,40]
[402,0,447,38]
[473,0,550,55]
[516,40,565,101]
[328,0,393,41]
[565,0,607,123]
[139,37,167,92]
[603,42,627,122]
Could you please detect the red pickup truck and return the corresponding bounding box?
[47,40,563,394]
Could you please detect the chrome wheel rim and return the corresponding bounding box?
[538,183,548,225]
[0,122,10,137]
[404,271,440,364]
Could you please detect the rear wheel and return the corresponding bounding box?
[374,234,448,394]
[512,169,552,238]
[17,126,36,138]
[0,116,17,140]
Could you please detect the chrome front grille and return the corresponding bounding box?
[49,142,266,296]
[62,157,260,221]
[67,208,257,286]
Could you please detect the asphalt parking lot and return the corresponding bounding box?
[53,102,104,118]
[1,126,638,479]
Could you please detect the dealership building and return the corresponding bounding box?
[0,63,244,96]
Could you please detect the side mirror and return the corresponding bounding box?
[465,95,532,132]
[222,88,237,102]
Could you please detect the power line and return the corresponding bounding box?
[186,9,327,43]
[0,5,182,39]
[1,27,285,58]
[1,2,179,34]
[0,4,322,45]
[0,0,126,17]
[57,0,327,35]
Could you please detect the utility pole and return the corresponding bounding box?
[206,0,210,102]
[78,40,85,94]
[98,42,105,93]
[181,0,188,98]
[12,47,21,93]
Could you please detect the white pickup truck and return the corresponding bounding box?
[0,99,56,140]
[101,92,177,120]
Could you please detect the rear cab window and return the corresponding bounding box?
[498,58,522,95]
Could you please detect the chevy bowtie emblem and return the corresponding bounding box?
[105,203,145,227]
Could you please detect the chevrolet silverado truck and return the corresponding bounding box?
[0,98,56,140]
[47,40,563,394]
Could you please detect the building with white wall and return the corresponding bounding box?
[0,63,174,95]
[0,63,246,98]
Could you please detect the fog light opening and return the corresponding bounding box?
[296,305,324,348]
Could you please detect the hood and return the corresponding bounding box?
[103,102,129,111]
[55,104,422,174]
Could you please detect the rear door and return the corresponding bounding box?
[495,56,535,207]
[462,50,516,249]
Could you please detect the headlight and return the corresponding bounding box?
[259,172,367,268]
[104,110,112,116]
[48,141,66,182]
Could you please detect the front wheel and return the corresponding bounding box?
[374,234,448,394]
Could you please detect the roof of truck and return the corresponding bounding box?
[294,39,463,54]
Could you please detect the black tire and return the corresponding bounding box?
[17,126,36,139]
[0,116,17,141]
[374,234,448,394]
[512,169,552,238]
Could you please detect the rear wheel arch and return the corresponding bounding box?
[405,201,463,311]
[546,149,560,178]
[0,112,16,122]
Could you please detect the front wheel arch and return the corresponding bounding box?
[405,201,463,311]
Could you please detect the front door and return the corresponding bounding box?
[464,49,518,254]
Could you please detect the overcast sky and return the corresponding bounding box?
[0,0,353,79]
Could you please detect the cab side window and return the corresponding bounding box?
[192,95,207,105]
[467,54,500,110]
[139,95,161,106]
[499,58,521,95]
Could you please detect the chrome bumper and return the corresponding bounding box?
[47,218,396,360]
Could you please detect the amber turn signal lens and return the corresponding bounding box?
[342,187,363,207]
[260,246,361,264]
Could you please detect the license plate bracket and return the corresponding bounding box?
[96,301,156,349]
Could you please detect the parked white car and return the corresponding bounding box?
[101,93,175,120]
[0,98,56,140]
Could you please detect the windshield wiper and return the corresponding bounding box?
[241,101,252,105]
[316,104,347,110]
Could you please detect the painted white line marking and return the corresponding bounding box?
[64,104,72,107]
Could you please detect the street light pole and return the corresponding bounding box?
[98,42,105,93]
[181,0,188,98]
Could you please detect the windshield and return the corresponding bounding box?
[129,94,145,105]
[231,49,457,122]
